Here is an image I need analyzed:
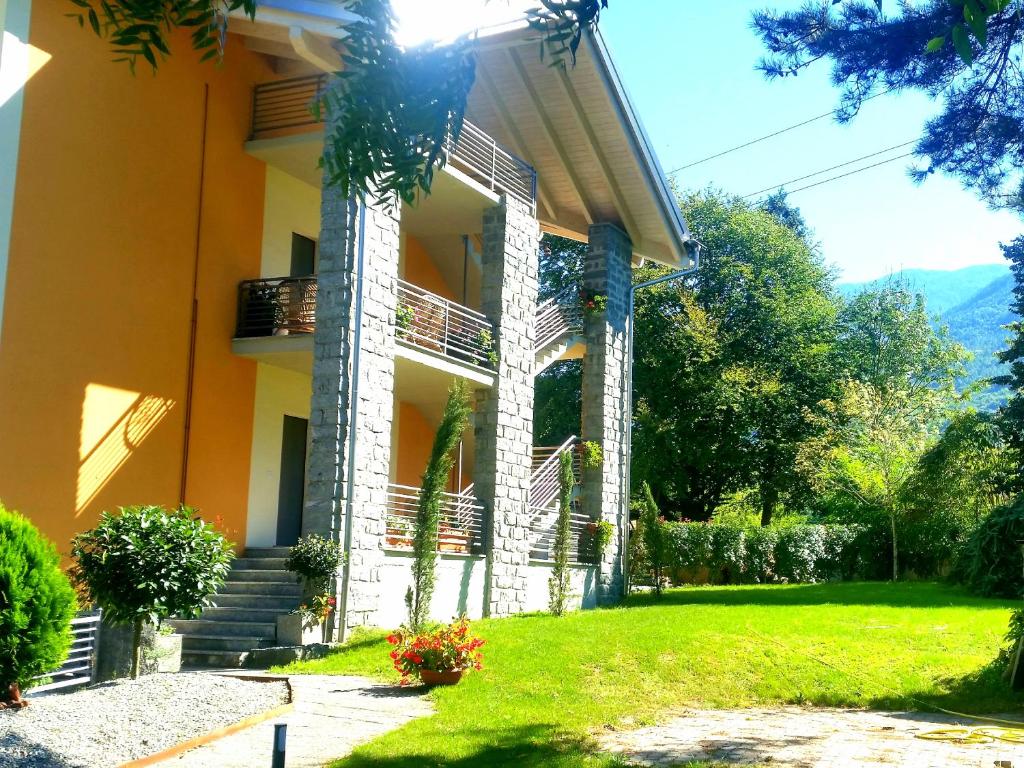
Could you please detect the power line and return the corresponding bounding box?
[667,87,895,176]
[780,151,917,197]
[741,140,917,199]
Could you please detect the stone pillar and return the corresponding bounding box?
[581,223,631,604]
[304,171,400,635]
[475,197,539,617]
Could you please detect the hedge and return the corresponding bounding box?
[660,522,869,585]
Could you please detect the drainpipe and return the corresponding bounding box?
[335,199,368,643]
[621,240,701,595]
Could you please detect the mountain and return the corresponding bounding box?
[838,264,1016,410]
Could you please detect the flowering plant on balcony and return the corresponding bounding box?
[579,288,607,316]
[386,617,484,686]
[395,303,415,338]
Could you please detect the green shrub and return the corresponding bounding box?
[0,505,77,692]
[743,526,779,583]
[663,522,864,586]
[71,505,233,677]
[640,482,667,595]
[958,499,1024,598]
[285,534,343,596]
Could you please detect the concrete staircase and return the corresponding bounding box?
[170,547,300,668]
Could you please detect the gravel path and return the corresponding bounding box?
[0,673,288,768]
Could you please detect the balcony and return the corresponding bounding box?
[232,275,497,383]
[248,75,537,212]
[385,483,486,555]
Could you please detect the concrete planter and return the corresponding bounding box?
[276,614,325,646]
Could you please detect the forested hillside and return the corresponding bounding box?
[839,265,1016,409]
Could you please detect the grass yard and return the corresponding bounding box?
[278,582,1022,767]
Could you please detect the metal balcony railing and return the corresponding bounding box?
[235,277,318,338]
[535,287,584,353]
[249,76,537,211]
[397,280,497,370]
[527,438,598,564]
[530,436,581,510]
[385,483,486,554]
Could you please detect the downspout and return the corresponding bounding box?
[336,199,367,643]
[621,241,701,595]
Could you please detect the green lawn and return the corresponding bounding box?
[277,582,1022,767]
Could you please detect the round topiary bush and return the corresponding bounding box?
[71,505,233,678]
[285,534,343,596]
[0,504,77,704]
[959,499,1024,598]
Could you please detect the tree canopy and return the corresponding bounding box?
[754,0,1024,211]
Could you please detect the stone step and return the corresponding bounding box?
[211,594,300,611]
[218,581,302,597]
[171,619,276,639]
[226,568,294,584]
[244,547,292,558]
[179,633,271,652]
[200,606,291,622]
[231,557,289,571]
[181,649,249,669]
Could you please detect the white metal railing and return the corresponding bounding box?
[529,501,597,564]
[397,279,497,370]
[31,610,101,693]
[443,119,537,212]
[249,77,537,211]
[385,483,486,554]
[535,287,583,353]
[530,436,580,510]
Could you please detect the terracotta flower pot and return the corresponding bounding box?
[1,683,28,709]
[419,668,464,686]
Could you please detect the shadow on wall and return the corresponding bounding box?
[76,383,175,516]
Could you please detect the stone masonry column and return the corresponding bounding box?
[475,196,539,617]
[304,170,400,636]
[581,223,631,604]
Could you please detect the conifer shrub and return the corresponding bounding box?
[958,499,1024,598]
[0,505,77,696]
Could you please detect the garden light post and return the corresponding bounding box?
[272,722,287,768]
[621,240,701,595]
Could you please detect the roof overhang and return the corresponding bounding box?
[229,3,692,268]
[465,25,692,268]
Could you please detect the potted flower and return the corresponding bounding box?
[277,594,335,645]
[386,617,484,686]
[280,534,343,646]
[579,288,607,317]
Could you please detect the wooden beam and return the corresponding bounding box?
[555,66,639,242]
[475,63,558,223]
[507,47,596,226]
[289,26,342,74]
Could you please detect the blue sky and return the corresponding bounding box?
[394,0,1024,283]
[598,0,1022,282]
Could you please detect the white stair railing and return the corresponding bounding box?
[535,287,583,354]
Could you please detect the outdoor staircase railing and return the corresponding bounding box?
[535,287,584,354]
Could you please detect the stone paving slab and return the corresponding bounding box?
[598,707,1024,768]
[156,675,432,768]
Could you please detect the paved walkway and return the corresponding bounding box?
[599,707,1024,768]
[157,675,432,768]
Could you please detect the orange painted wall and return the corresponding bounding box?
[403,235,453,299]
[0,5,272,555]
[395,402,470,491]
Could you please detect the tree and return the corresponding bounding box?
[0,505,77,707]
[547,451,576,616]
[407,379,471,631]
[754,1,1024,211]
[631,191,839,523]
[72,0,610,205]
[71,505,233,678]
[640,481,666,596]
[799,380,943,581]
[994,236,1024,488]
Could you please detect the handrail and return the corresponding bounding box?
[235,276,318,338]
[250,77,537,211]
[535,286,583,353]
[529,436,579,514]
[385,483,486,554]
[396,279,497,370]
